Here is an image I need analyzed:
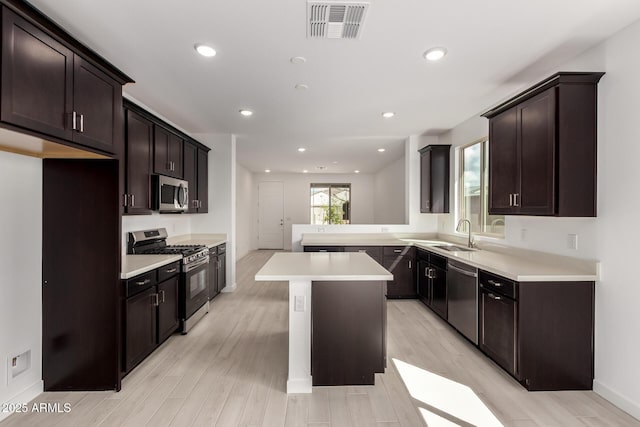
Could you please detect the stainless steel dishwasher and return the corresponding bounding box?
[447,259,479,344]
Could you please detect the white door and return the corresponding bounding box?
[258,181,284,249]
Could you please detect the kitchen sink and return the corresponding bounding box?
[433,245,478,252]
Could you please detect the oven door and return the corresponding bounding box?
[181,257,209,320]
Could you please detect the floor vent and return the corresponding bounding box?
[307,2,369,39]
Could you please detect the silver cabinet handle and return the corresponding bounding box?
[487,293,502,301]
[509,194,513,206]
[130,194,135,207]
[487,279,503,287]
[159,290,166,303]
[424,267,429,277]
[394,249,402,253]
[135,278,151,286]
[79,114,84,133]
[166,162,172,171]
[358,249,367,253]
[123,194,129,207]
[514,193,520,207]
[318,249,328,252]
[426,268,436,279]
[165,268,177,273]
[151,293,159,306]
[408,260,412,269]
[199,200,203,208]
[72,111,77,130]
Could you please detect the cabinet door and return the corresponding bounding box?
[479,290,517,377]
[488,107,519,214]
[183,142,197,212]
[209,254,218,299]
[72,56,120,153]
[125,110,153,214]
[168,133,183,178]
[383,251,416,298]
[197,148,209,213]
[430,266,447,319]
[1,8,73,141]
[153,125,170,175]
[217,252,226,293]
[157,277,179,343]
[420,149,432,213]
[125,287,157,372]
[416,259,430,305]
[517,89,556,215]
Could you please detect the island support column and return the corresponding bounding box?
[287,279,313,393]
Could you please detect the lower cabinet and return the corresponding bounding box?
[478,270,594,390]
[208,243,227,299]
[124,262,180,374]
[416,249,447,317]
[383,246,416,298]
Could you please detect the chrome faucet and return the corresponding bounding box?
[456,219,474,248]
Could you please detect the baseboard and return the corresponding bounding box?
[0,380,43,422]
[594,380,640,421]
[287,377,312,394]
[221,282,237,293]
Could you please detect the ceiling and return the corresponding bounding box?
[28,0,640,174]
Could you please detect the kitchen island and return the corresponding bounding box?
[255,252,393,393]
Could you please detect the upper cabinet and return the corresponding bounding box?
[419,144,451,213]
[184,142,209,213]
[0,5,132,154]
[483,72,604,217]
[124,108,153,214]
[154,125,183,179]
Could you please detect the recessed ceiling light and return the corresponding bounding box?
[303,170,308,173]
[423,47,447,61]
[298,147,306,152]
[354,170,360,174]
[195,44,216,57]
[377,148,386,152]
[265,169,271,173]
[295,84,309,90]
[382,112,395,118]
[239,109,253,117]
[290,56,307,64]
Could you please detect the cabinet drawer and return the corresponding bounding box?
[429,252,447,270]
[383,246,410,256]
[217,243,226,254]
[157,261,180,283]
[304,246,344,252]
[479,270,517,300]
[126,270,156,297]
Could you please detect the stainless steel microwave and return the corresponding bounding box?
[152,175,189,212]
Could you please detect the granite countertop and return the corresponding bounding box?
[255,252,393,282]
[121,233,227,279]
[301,233,598,282]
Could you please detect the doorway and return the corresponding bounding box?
[258,181,284,249]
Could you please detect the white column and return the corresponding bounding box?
[287,279,312,393]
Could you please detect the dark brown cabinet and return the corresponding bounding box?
[124,108,153,214]
[184,141,209,213]
[208,243,226,299]
[478,270,594,390]
[344,246,383,264]
[123,262,180,374]
[1,6,127,154]
[418,144,451,213]
[154,125,183,178]
[383,246,416,298]
[483,72,604,217]
[416,249,447,319]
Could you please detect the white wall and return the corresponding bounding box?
[0,151,43,420]
[436,19,640,419]
[191,133,237,291]
[374,156,406,224]
[236,163,256,261]
[253,172,377,250]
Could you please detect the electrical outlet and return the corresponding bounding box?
[7,350,30,384]
[567,234,578,250]
[294,295,306,312]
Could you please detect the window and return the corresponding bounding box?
[310,184,351,225]
[458,139,504,236]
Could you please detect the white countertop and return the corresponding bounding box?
[255,252,394,281]
[301,233,598,282]
[121,233,227,279]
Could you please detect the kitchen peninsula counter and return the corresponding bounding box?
[255,252,393,393]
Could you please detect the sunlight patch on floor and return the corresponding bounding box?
[393,358,504,427]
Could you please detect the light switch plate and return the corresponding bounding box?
[294,295,306,312]
[567,234,578,250]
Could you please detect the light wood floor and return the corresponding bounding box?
[2,250,639,426]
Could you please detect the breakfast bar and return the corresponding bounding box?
[255,252,393,393]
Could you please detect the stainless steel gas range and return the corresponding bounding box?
[128,228,209,333]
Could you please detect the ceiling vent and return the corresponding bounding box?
[307,1,369,39]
